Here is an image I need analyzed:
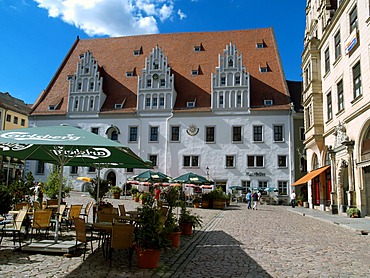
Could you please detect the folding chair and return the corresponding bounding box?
[0,209,27,247]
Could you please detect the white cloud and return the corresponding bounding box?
[177,9,186,20]
[33,0,181,37]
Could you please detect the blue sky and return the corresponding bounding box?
[0,0,306,105]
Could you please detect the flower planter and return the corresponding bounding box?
[193,202,200,208]
[112,192,120,199]
[134,197,140,202]
[136,248,161,269]
[180,222,193,236]
[213,199,225,209]
[201,200,210,209]
[168,231,181,248]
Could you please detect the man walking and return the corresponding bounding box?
[252,191,258,210]
[290,190,296,208]
[246,191,252,209]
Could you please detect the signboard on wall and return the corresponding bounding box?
[345,29,358,55]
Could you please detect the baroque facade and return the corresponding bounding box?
[28,29,300,201]
[300,0,370,216]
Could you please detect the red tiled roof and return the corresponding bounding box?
[31,28,290,115]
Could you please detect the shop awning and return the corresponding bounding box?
[291,165,330,186]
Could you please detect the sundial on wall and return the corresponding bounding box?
[186,124,199,136]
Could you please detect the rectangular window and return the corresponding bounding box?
[253,125,263,142]
[219,95,224,106]
[149,155,157,167]
[278,181,288,195]
[191,70,199,75]
[327,92,332,120]
[90,99,94,109]
[260,67,268,73]
[147,79,152,87]
[36,160,45,174]
[146,97,151,107]
[350,6,358,33]
[21,119,25,126]
[221,77,226,85]
[353,61,362,99]
[300,127,305,141]
[159,97,165,107]
[150,127,158,142]
[13,116,18,124]
[334,31,341,59]
[237,94,242,107]
[235,76,240,85]
[6,114,11,122]
[258,181,268,190]
[91,127,99,134]
[247,155,264,168]
[183,155,199,167]
[129,126,138,142]
[126,168,133,173]
[324,47,330,73]
[88,167,96,173]
[89,82,94,90]
[70,166,78,174]
[160,79,165,87]
[126,72,134,77]
[278,155,287,168]
[171,126,180,142]
[337,80,344,112]
[273,125,284,142]
[226,155,235,168]
[153,97,158,107]
[206,126,215,143]
[75,100,78,109]
[232,126,242,142]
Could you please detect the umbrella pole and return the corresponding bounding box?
[54,164,64,243]
[95,165,101,219]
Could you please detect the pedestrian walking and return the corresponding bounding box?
[246,191,252,209]
[252,191,258,210]
[290,190,296,208]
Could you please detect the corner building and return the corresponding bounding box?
[301,0,370,216]
[29,29,297,201]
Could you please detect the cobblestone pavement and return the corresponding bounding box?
[1,192,369,277]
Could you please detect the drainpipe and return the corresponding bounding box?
[288,103,294,193]
[165,112,174,174]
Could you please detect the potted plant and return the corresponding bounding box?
[211,187,226,209]
[193,196,201,208]
[88,178,110,203]
[346,207,361,218]
[296,195,304,206]
[201,192,211,209]
[131,187,139,199]
[178,203,202,236]
[135,199,171,268]
[110,186,122,199]
[44,168,72,200]
[139,192,151,204]
[162,187,181,248]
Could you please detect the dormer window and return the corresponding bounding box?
[133,50,140,56]
[228,59,233,67]
[48,105,56,111]
[260,66,269,73]
[115,104,122,109]
[187,101,195,108]
[191,70,199,75]
[264,99,273,106]
[194,46,201,52]
[256,42,266,48]
[126,71,134,77]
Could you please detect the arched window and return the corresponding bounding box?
[312,153,319,170]
[111,131,118,141]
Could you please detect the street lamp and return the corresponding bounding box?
[206,167,209,180]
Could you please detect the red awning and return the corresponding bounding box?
[292,165,330,186]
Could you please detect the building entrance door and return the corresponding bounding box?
[363,167,370,216]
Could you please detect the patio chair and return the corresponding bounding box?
[32,201,41,210]
[63,204,83,231]
[30,209,52,242]
[108,223,135,267]
[97,211,119,223]
[15,202,30,211]
[50,204,66,235]
[74,217,98,260]
[80,201,93,222]
[0,209,27,247]
[118,204,127,217]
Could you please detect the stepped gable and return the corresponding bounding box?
[31,28,290,115]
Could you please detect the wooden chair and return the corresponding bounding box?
[0,209,27,247]
[50,204,66,235]
[74,217,98,260]
[30,209,52,242]
[97,211,119,223]
[118,204,127,216]
[80,201,93,222]
[46,199,58,207]
[109,222,135,267]
[63,204,83,231]
[15,202,30,211]
[33,201,41,210]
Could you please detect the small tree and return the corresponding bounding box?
[88,178,110,203]
[44,167,72,199]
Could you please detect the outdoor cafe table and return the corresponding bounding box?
[92,222,112,258]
